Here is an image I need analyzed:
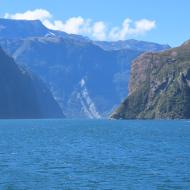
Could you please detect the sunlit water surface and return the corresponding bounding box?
[0,119,190,190]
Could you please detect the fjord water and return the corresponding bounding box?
[0,120,190,190]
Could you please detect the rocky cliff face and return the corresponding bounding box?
[0,47,63,119]
[111,40,190,119]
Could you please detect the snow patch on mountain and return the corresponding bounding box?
[45,32,56,37]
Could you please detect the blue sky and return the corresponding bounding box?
[0,0,190,47]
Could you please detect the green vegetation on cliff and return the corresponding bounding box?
[111,40,190,119]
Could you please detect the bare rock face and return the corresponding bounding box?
[128,52,154,95]
[111,40,190,119]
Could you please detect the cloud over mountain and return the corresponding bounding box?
[4,9,156,41]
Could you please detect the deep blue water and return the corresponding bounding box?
[0,119,190,190]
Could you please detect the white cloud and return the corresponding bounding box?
[4,9,52,21]
[43,17,85,34]
[4,9,156,41]
[61,17,85,34]
[92,22,107,40]
[134,19,156,34]
[109,18,156,41]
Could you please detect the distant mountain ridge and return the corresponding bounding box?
[94,39,170,52]
[0,46,64,118]
[111,40,190,119]
[0,18,170,118]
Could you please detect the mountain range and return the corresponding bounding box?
[0,18,170,118]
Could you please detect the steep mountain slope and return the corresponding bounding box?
[0,18,170,118]
[0,46,63,118]
[111,40,190,119]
